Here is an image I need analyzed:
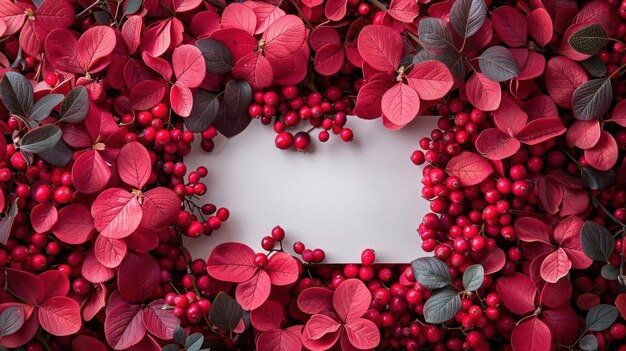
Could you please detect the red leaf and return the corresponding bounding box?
[117,142,151,189]
[5,269,44,305]
[540,278,572,309]
[388,0,419,22]
[171,0,202,12]
[72,335,108,351]
[511,318,551,351]
[475,128,520,160]
[585,131,618,171]
[301,326,340,350]
[445,152,494,186]
[574,1,619,36]
[514,217,551,244]
[250,300,283,331]
[207,242,257,283]
[353,73,395,119]
[541,305,578,345]
[314,44,344,76]
[306,314,341,339]
[30,202,57,233]
[381,82,420,127]
[537,175,563,215]
[232,52,274,90]
[540,248,572,283]
[236,270,271,310]
[405,60,453,100]
[553,216,583,246]
[121,16,142,55]
[142,299,179,340]
[523,95,558,120]
[95,235,127,268]
[310,27,341,51]
[465,72,502,111]
[44,29,83,74]
[53,204,94,244]
[139,187,180,230]
[125,228,160,252]
[264,252,299,286]
[478,247,506,274]
[72,149,111,194]
[92,188,142,239]
[271,42,310,86]
[21,0,74,57]
[494,97,527,136]
[263,15,306,56]
[173,44,205,88]
[142,52,173,81]
[510,48,546,80]
[566,120,601,149]
[515,118,566,145]
[38,296,81,336]
[333,279,371,323]
[616,294,626,319]
[130,80,167,111]
[297,287,335,314]
[610,99,626,127]
[104,304,145,350]
[325,0,348,21]
[545,56,588,109]
[246,2,286,35]
[560,187,590,217]
[0,0,26,36]
[344,318,381,350]
[170,82,193,117]
[82,249,115,283]
[256,328,302,351]
[39,270,69,300]
[0,310,38,348]
[496,273,537,315]
[357,25,402,72]
[491,6,528,47]
[82,283,106,321]
[117,253,160,303]
[76,26,116,74]
[210,28,258,62]
[141,19,174,57]
[221,3,257,35]
[528,8,553,46]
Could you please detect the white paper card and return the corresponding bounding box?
[184,116,435,263]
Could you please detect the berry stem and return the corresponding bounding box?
[76,0,103,18]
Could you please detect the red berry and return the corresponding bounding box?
[340,128,353,142]
[294,132,311,151]
[361,248,375,266]
[275,132,294,150]
[44,72,58,86]
[293,241,305,254]
[261,236,275,251]
[254,253,268,267]
[271,225,285,241]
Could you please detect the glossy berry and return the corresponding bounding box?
[275,132,294,150]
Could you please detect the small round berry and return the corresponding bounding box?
[361,248,375,266]
[53,186,72,204]
[293,241,305,254]
[294,132,311,151]
[340,128,353,142]
[275,132,294,150]
[271,226,285,241]
[312,248,325,263]
[44,72,58,86]
[254,253,268,267]
[261,236,275,251]
[318,130,330,142]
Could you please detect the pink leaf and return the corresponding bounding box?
[0,304,38,348]
[540,278,572,309]
[170,82,193,117]
[38,296,81,336]
[76,26,116,74]
[81,249,115,283]
[256,328,302,351]
[511,318,551,351]
[210,28,257,62]
[387,0,419,22]
[540,248,572,283]
[246,2,286,35]
[494,97,527,136]
[545,56,588,109]
[510,48,546,80]
[566,120,601,149]
[515,118,566,145]
[44,29,82,74]
[496,273,537,315]
[21,0,74,57]
[104,304,145,350]
[82,283,106,321]
[523,95,559,120]
[314,44,344,76]
[553,216,583,246]
[235,270,271,310]
[465,72,502,111]
[250,300,283,331]
[0,0,26,36]
[142,299,179,340]
[475,128,520,160]
[130,80,166,111]
[585,131,618,171]
[306,314,341,340]
[344,318,381,349]
[560,187,590,217]
[528,8,553,46]
[207,242,257,283]
[514,217,551,244]
[491,6,528,47]
[5,269,44,305]
[301,327,340,351]
[53,204,94,244]
[117,253,160,303]
[142,52,173,81]
[325,0,348,21]
[72,335,108,351]
[616,294,626,320]
[30,202,57,233]
[171,0,202,12]
[139,187,180,230]
[232,52,274,90]
[445,152,494,186]
[263,15,306,56]
[117,142,151,189]
[173,44,206,88]
[72,149,111,194]
[405,60,453,100]
[298,287,335,314]
[478,248,506,274]
[309,27,341,51]
[541,305,578,345]
[353,73,395,119]
[537,175,563,215]
[381,82,420,127]
[39,270,69,300]
[357,25,402,72]
[94,235,127,268]
[610,99,626,127]
[121,16,142,55]
[140,19,173,57]
[264,252,299,286]
[221,3,257,35]
[333,279,371,323]
[92,188,142,239]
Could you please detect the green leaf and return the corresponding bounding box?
[449,0,487,39]
[20,125,62,154]
[572,78,612,121]
[60,86,90,123]
[569,24,608,55]
[580,56,607,78]
[196,38,234,74]
[581,168,615,190]
[37,140,73,167]
[93,10,111,25]
[124,0,143,15]
[213,80,252,138]
[478,46,519,82]
[173,326,187,345]
[161,345,180,351]
[580,221,615,262]
[579,334,598,351]
[31,94,64,121]
[0,306,24,338]
[423,288,461,324]
[601,263,619,280]
[185,92,219,133]
[210,292,243,332]
[0,199,19,245]
[462,264,484,292]
[411,257,452,289]
[0,72,33,118]
[418,18,456,52]
[586,304,619,331]
[185,333,204,351]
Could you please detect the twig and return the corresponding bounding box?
[76,0,102,18]
[10,46,22,69]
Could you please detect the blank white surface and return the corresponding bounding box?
[184,116,435,263]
